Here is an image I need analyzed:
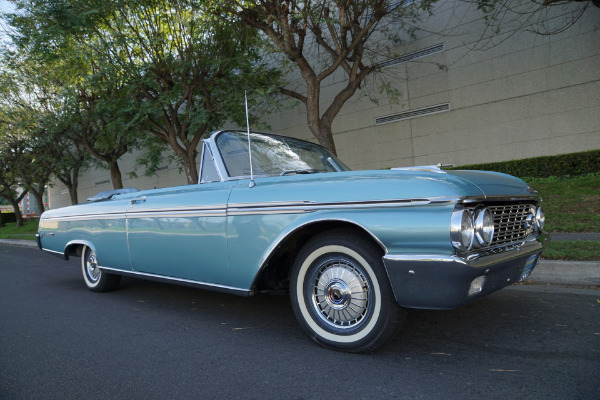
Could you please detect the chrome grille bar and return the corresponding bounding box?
[488,204,535,246]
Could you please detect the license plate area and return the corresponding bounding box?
[519,254,538,281]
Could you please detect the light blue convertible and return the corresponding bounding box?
[38,130,548,352]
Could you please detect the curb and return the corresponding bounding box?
[529,260,600,286]
[1,239,598,286]
[0,239,37,247]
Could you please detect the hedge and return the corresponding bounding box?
[0,212,17,223]
[450,150,600,178]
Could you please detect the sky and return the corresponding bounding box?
[0,0,15,46]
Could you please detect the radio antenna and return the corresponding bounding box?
[245,90,255,188]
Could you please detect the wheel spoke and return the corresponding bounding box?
[311,257,371,330]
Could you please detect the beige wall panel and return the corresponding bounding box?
[547,55,600,91]
[494,69,549,102]
[407,110,452,138]
[407,72,449,102]
[547,80,600,114]
[549,30,600,67]
[450,80,497,109]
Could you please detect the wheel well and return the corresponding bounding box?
[65,243,86,260]
[252,220,385,294]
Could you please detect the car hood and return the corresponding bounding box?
[229,169,535,205]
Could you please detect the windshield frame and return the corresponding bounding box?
[199,130,350,183]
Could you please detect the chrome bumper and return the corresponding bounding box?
[382,233,550,310]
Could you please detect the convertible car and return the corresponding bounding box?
[37,130,548,352]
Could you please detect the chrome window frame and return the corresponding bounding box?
[200,130,348,183]
[198,138,226,183]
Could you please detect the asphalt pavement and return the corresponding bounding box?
[1,244,599,399]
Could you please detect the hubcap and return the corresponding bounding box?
[311,259,370,329]
[86,253,101,283]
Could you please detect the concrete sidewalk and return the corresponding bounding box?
[1,239,599,287]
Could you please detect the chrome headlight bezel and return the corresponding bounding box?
[473,207,495,247]
[535,206,545,231]
[451,208,474,251]
[524,207,536,236]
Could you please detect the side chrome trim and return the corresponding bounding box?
[99,266,251,296]
[383,254,467,265]
[41,248,66,258]
[42,212,127,221]
[127,210,226,219]
[39,195,540,223]
[42,206,228,222]
[228,198,455,216]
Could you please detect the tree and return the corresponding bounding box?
[470,0,599,39]
[0,133,29,227]
[3,1,143,190]
[226,0,439,155]
[85,0,280,184]
[8,0,281,184]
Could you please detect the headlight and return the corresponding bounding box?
[535,206,545,231]
[525,207,536,236]
[474,207,494,247]
[451,208,474,251]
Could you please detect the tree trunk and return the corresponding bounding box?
[109,161,124,189]
[27,182,47,216]
[69,168,80,205]
[0,211,4,227]
[183,155,199,184]
[9,198,24,227]
[34,192,45,215]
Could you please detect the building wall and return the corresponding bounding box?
[47,2,600,209]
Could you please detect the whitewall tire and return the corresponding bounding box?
[81,245,121,292]
[290,229,405,353]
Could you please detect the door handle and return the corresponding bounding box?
[129,196,146,205]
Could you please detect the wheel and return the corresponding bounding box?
[290,229,405,353]
[81,245,121,292]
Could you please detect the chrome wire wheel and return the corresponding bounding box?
[85,252,101,283]
[312,258,371,329]
[81,245,121,292]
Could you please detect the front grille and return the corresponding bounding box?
[488,203,535,246]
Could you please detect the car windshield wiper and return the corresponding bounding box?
[280,169,321,176]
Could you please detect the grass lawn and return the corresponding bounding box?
[542,240,600,261]
[0,219,39,240]
[524,173,600,233]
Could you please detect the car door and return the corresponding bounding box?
[126,182,234,285]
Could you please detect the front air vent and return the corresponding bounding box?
[377,43,445,69]
[375,103,450,125]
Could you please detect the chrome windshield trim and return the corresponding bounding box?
[99,266,250,295]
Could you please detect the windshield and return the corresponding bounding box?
[216,131,351,178]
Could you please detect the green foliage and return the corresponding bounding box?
[0,212,17,224]
[0,219,39,240]
[524,174,600,233]
[542,241,600,261]
[452,150,600,178]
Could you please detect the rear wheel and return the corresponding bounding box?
[81,246,121,292]
[290,229,405,353]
